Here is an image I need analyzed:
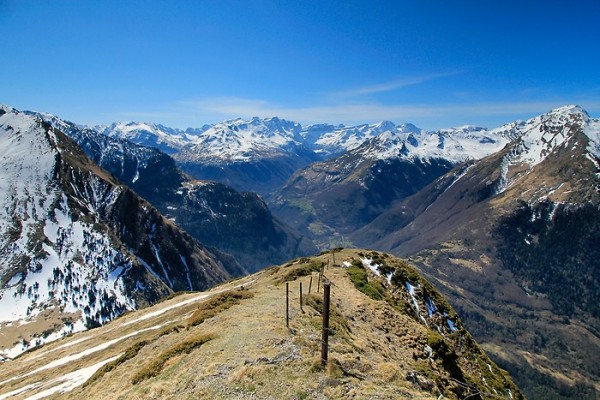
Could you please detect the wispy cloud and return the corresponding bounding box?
[177,96,600,128]
[330,71,462,97]
[113,110,180,121]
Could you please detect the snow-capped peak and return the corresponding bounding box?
[0,104,15,115]
[352,121,511,163]
[310,120,403,155]
[398,123,422,134]
[490,105,600,196]
[373,120,397,131]
[174,116,305,163]
[548,104,589,119]
[99,121,201,154]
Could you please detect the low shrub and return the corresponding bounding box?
[278,262,323,283]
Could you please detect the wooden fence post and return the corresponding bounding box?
[332,249,335,267]
[321,282,331,367]
[317,271,321,293]
[300,282,304,313]
[308,276,313,294]
[286,282,289,328]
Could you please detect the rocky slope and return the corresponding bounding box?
[0,106,239,360]
[353,105,600,399]
[37,113,317,273]
[0,249,523,400]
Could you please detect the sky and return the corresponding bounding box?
[1,0,600,130]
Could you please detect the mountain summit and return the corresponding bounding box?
[0,107,238,359]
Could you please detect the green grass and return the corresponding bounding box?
[131,334,215,384]
[346,262,386,301]
[287,199,315,214]
[187,289,254,328]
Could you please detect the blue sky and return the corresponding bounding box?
[1,0,599,130]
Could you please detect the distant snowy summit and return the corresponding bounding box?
[98,121,209,155]
[489,105,600,167]
[98,116,503,163]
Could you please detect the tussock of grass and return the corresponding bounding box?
[158,324,185,337]
[131,334,215,384]
[85,339,151,387]
[187,289,254,328]
[325,357,345,378]
[277,262,323,283]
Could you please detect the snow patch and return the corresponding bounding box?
[22,355,121,400]
[361,257,381,276]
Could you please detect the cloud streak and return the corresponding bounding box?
[330,72,463,97]
[111,96,600,131]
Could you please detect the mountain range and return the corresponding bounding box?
[98,105,600,399]
[102,117,512,196]
[1,103,598,399]
[39,112,317,273]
